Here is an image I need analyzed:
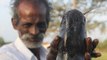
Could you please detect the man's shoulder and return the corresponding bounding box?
[0,42,25,60]
[0,43,14,52]
[0,42,19,56]
[0,43,17,60]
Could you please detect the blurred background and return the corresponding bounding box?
[0,0,107,60]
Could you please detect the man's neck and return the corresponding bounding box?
[29,48,40,60]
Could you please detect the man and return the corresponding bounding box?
[0,0,100,60]
[0,0,50,60]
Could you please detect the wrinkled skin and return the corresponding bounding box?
[12,0,48,59]
[12,0,47,48]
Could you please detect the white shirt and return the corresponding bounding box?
[0,37,47,60]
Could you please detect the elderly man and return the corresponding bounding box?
[0,0,100,60]
[0,0,50,60]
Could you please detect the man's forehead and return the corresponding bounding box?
[17,1,46,17]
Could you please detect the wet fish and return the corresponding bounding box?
[57,9,87,60]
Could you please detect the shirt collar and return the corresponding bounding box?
[14,37,47,60]
[14,37,34,59]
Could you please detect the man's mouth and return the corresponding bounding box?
[28,37,43,42]
[21,33,44,42]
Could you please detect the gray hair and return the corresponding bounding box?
[11,0,50,25]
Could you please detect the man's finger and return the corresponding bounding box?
[85,37,93,60]
[85,37,92,52]
[85,52,91,60]
[92,39,99,50]
[51,36,61,49]
[91,51,101,58]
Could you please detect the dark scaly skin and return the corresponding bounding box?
[66,10,86,60]
[57,9,87,60]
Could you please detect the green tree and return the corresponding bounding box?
[0,37,5,46]
[49,0,107,33]
[97,40,107,51]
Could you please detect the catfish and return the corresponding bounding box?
[57,9,91,60]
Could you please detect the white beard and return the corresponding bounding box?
[21,34,43,48]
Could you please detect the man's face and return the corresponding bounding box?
[12,1,47,48]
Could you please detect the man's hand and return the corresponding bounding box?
[85,37,101,60]
[47,36,61,60]
[47,36,101,60]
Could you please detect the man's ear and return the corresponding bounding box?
[11,18,18,30]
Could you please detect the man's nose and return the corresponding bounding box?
[29,26,39,35]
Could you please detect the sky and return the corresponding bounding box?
[0,0,18,42]
[0,0,107,42]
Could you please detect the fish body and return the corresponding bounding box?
[57,9,86,60]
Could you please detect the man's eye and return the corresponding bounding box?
[23,23,32,28]
[37,22,47,28]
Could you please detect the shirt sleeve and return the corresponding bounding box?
[0,53,14,60]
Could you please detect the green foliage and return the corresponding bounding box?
[49,0,107,34]
[0,37,5,46]
[86,21,106,33]
[97,40,107,51]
